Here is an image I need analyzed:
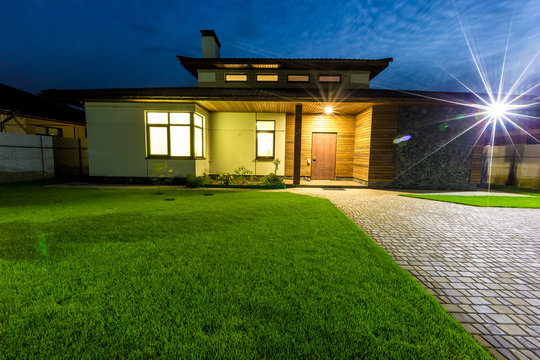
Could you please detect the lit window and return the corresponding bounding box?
[319,75,341,83]
[288,74,309,83]
[149,127,168,155]
[170,126,190,156]
[257,74,278,82]
[194,114,204,157]
[225,74,247,82]
[146,112,205,158]
[256,120,275,158]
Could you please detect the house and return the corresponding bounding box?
[0,83,85,138]
[42,30,536,189]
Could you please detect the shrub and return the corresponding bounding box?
[261,173,285,187]
[233,166,253,183]
[186,174,199,188]
[186,173,213,188]
[218,172,234,185]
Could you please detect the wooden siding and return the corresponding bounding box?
[368,106,398,183]
[353,107,372,181]
[285,114,355,178]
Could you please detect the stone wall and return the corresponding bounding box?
[0,132,54,183]
[392,106,477,190]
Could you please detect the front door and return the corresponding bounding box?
[311,133,337,180]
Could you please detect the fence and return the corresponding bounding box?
[0,132,54,183]
[52,137,88,177]
[486,144,540,189]
[0,133,88,183]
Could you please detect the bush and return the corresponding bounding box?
[261,173,285,187]
[186,174,199,188]
[218,172,234,185]
[233,166,253,183]
[186,173,213,188]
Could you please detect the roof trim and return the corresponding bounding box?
[177,56,393,80]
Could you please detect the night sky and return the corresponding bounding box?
[1,0,539,96]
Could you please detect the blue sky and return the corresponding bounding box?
[1,0,539,96]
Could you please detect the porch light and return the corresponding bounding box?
[324,106,333,114]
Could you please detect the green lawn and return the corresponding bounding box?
[402,187,540,208]
[0,184,491,359]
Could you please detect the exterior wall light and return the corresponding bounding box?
[324,106,333,114]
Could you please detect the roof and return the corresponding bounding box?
[177,56,393,80]
[40,86,503,105]
[1,83,85,124]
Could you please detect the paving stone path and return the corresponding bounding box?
[288,188,540,360]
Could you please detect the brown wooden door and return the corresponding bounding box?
[311,133,337,180]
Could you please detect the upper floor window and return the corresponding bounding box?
[35,126,63,137]
[146,112,205,158]
[256,120,275,159]
[288,74,310,83]
[319,75,341,83]
[225,74,247,82]
[257,74,278,82]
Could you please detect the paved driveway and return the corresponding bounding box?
[287,188,540,360]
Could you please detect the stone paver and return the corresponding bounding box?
[287,188,540,359]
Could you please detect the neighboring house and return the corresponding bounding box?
[0,83,85,139]
[40,30,538,189]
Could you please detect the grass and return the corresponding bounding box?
[401,186,540,208]
[0,184,492,359]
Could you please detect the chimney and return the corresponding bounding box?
[201,30,221,58]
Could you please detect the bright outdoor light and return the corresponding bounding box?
[488,102,509,120]
[324,106,333,114]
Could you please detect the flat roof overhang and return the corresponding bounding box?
[41,87,534,115]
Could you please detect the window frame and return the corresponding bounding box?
[318,74,341,83]
[287,74,310,83]
[146,111,205,159]
[255,120,275,160]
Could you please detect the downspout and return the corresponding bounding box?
[0,112,15,132]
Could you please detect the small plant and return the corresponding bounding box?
[261,173,285,187]
[153,162,177,193]
[233,165,253,183]
[218,172,234,185]
[272,158,281,173]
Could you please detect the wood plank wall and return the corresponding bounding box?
[285,114,355,178]
[353,107,373,181]
[368,106,399,183]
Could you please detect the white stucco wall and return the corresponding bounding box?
[85,102,208,177]
[209,112,286,176]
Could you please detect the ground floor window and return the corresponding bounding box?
[146,112,205,158]
[256,120,275,159]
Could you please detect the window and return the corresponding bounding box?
[35,126,63,137]
[146,112,205,158]
[256,120,275,159]
[257,74,278,82]
[288,74,309,83]
[319,75,341,83]
[225,74,247,82]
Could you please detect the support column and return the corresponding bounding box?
[293,104,302,185]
